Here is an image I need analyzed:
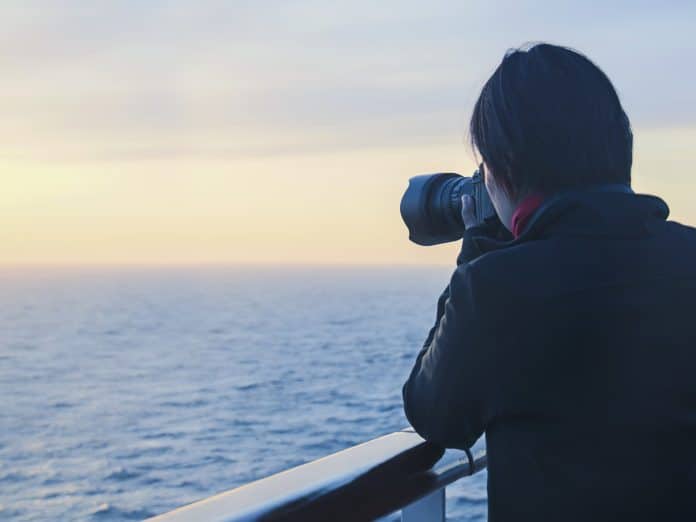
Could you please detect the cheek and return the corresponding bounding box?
[484,173,509,224]
[484,172,497,199]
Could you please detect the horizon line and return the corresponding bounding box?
[0,260,453,269]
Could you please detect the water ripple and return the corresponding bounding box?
[0,266,483,521]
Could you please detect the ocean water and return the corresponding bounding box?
[0,266,487,521]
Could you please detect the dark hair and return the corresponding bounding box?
[469,43,632,199]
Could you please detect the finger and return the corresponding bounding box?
[461,195,477,227]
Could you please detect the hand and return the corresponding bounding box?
[461,195,477,229]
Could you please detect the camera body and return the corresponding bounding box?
[400,168,497,246]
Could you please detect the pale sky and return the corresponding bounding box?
[1,1,695,265]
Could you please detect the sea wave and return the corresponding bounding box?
[0,265,485,520]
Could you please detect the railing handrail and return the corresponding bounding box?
[147,428,487,522]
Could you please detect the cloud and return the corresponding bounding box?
[1,1,695,162]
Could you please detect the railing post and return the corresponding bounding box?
[401,487,445,522]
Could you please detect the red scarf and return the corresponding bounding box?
[511,193,545,238]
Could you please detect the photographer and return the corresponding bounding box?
[402,43,696,521]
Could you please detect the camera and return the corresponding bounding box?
[400,167,496,246]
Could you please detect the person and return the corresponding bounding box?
[402,43,696,521]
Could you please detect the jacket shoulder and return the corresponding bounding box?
[464,218,696,305]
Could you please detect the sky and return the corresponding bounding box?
[1,1,695,265]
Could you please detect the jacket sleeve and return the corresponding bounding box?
[402,226,496,449]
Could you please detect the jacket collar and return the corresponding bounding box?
[472,185,670,254]
[520,184,668,240]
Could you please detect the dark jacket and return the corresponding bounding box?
[402,188,696,521]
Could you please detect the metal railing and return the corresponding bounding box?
[146,428,487,522]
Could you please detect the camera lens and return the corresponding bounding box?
[400,169,494,246]
[400,173,467,246]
